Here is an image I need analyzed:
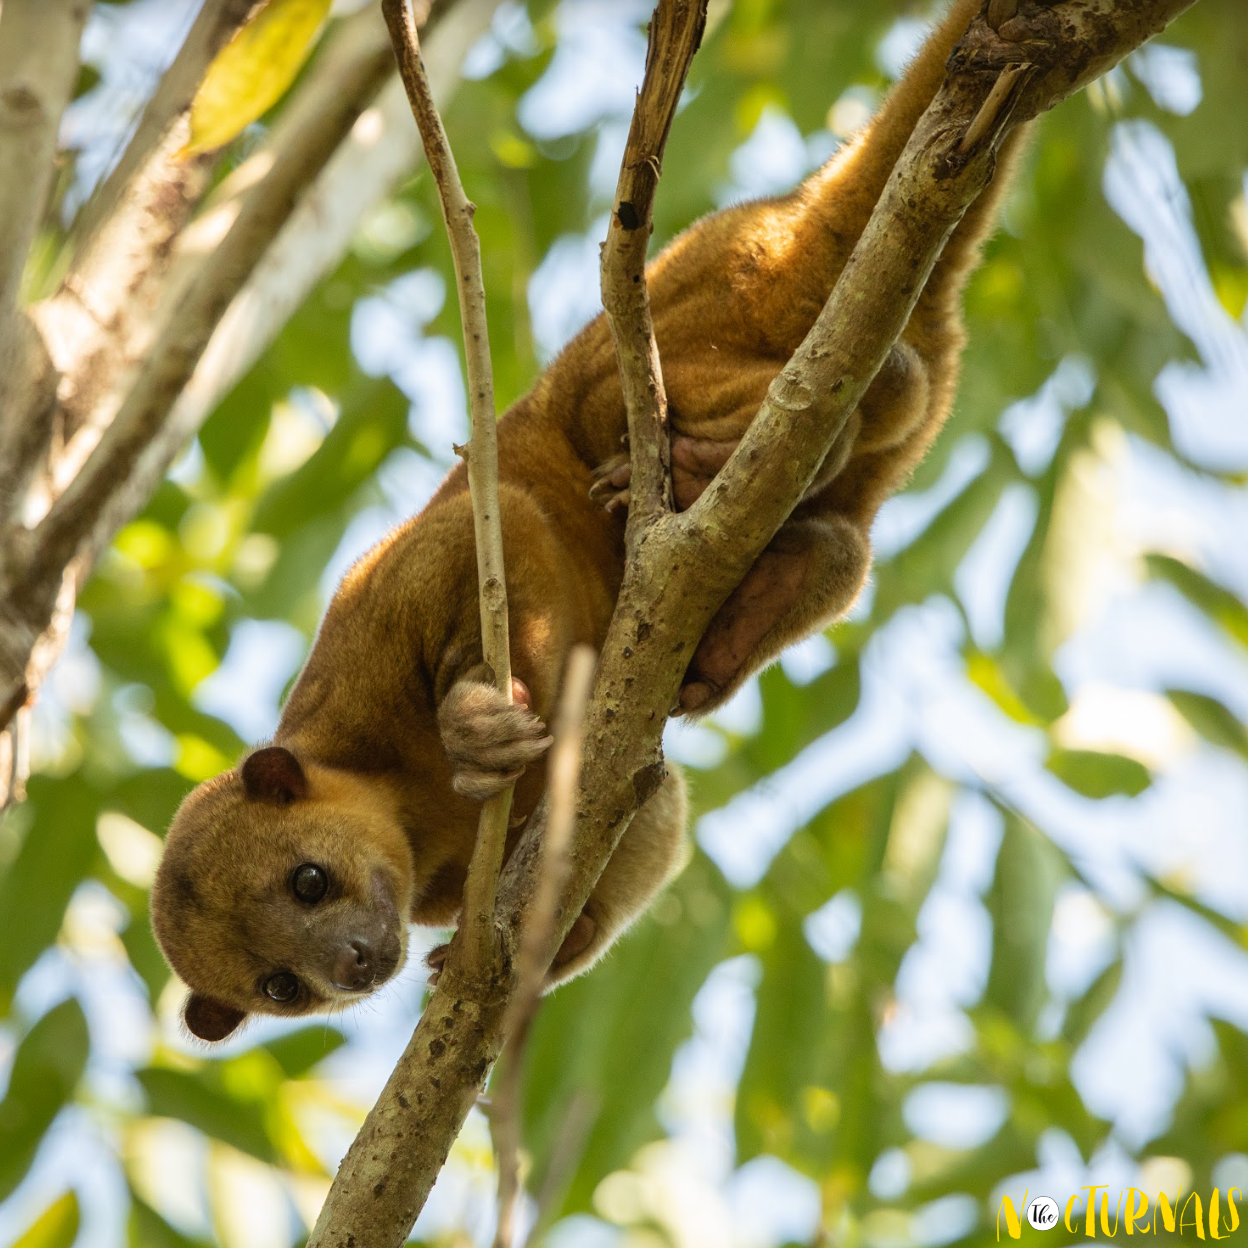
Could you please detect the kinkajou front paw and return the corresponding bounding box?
[437,676,552,801]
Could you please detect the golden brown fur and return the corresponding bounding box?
[152,0,1020,1040]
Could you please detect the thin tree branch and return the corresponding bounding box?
[0,704,29,808]
[302,4,1197,1245]
[493,644,596,1248]
[958,60,1034,155]
[965,0,1197,115]
[382,0,512,981]
[525,1089,599,1247]
[600,0,707,536]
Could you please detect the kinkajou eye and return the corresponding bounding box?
[263,972,299,1003]
[291,863,328,903]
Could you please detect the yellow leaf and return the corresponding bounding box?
[187,0,332,154]
[490,131,537,170]
[11,1192,79,1248]
[1211,264,1248,320]
[732,895,777,951]
[967,651,1040,726]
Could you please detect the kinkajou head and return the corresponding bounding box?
[151,745,415,1042]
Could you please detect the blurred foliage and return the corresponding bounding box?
[3,0,1248,1246]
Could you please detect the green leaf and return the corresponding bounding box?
[10,1191,80,1248]
[734,907,836,1168]
[904,1120,1038,1209]
[251,377,410,540]
[187,0,333,154]
[137,1068,277,1164]
[754,654,862,773]
[1002,419,1076,668]
[0,775,101,1010]
[0,1000,90,1202]
[873,440,1011,620]
[121,914,173,1003]
[692,655,863,815]
[264,1026,348,1078]
[737,767,915,1179]
[1147,554,1248,650]
[1014,664,1070,724]
[1045,748,1151,799]
[1150,876,1248,951]
[110,768,194,835]
[1061,958,1123,1049]
[128,1194,215,1248]
[966,652,1042,725]
[1166,688,1248,761]
[984,814,1064,1031]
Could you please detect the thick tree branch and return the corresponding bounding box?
[382,0,513,980]
[675,0,1199,614]
[0,0,88,762]
[0,0,87,329]
[967,0,1199,118]
[303,4,1197,1246]
[0,313,58,525]
[600,0,707,535]
[0,12,407,750]
[0,0,89,521]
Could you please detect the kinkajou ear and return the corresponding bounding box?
[241,746,307,804]
[183,993,246,1042]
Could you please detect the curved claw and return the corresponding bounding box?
[590,453,632,512]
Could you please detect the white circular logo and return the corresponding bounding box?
[1027,1197,1060,1231]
